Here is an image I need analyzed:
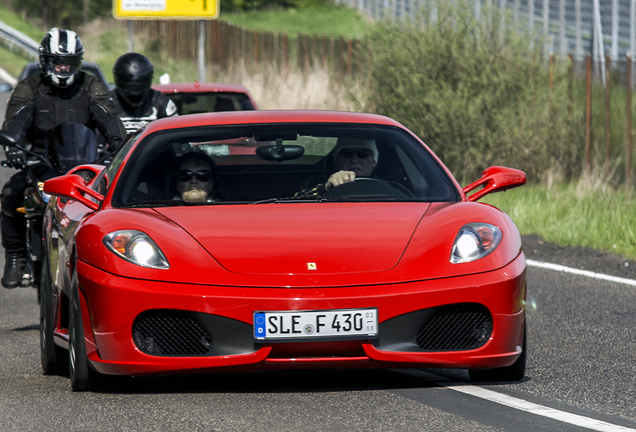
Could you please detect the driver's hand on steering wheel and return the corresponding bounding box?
[325,170,356,190]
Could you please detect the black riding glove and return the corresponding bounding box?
[3,146,26,169]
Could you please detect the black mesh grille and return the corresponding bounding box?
[72,169,97,182]
[133,310,213,356]
[416,303,492,351]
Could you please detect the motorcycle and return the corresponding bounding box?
[0,123,98,290]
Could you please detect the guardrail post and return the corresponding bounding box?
[282,32,289,75]
[347,39,353,76]
[254,30,259,66]
[586,54,592,172]
[605,54,611,180]
[627,54,633,187]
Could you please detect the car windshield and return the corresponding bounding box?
[166,92,255,114]
[111,123,459,207]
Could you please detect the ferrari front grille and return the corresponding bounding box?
[132,310,213,356]
[415,303,492,351]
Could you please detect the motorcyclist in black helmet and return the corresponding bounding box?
[1,27,126,289]
[111,52,178,135]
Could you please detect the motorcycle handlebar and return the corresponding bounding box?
[0,154,52,170]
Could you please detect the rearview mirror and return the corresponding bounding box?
[256,139,304,161]
[463,166,526,202]
[43,174,104,211]
[0,130,21,148]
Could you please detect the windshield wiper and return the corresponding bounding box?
[121,199,187,208]
[251,196,316,204]
[250,196,364,204]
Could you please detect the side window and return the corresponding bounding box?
[239,97,255,110]
[92,135,138,196]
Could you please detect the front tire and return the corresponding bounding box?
[39,254,66,375]
[68,274,100,391]
[469,324,527,382]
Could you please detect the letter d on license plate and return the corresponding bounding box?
[253,308,378,341]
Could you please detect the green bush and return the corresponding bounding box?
[6,0,328,26]
[361,0,583,183]
[9,0,112,28]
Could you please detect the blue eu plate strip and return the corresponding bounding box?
[254,312,266,338]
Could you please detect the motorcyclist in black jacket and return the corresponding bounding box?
[1,27,126,289]
[110,52,178,135]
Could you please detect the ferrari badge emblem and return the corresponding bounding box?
[307,262,317,270]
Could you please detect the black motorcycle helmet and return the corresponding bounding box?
[39,28,84,88]
[113,53,154,107]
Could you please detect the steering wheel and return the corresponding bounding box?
[322,176,412,198]
[354,176,390,185]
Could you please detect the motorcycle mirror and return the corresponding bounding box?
[0,130,22,148]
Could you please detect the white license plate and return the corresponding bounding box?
[253,308,378,341]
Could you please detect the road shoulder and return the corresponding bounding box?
[522,234,636,280]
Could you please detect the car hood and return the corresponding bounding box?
[155,203,431,275]
[77,202,521,286]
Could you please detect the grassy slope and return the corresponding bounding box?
[0,48,28,78]
[221,4,373,38]
[0,5,45,41]
[0,4,41,76]
[482,179,636,260]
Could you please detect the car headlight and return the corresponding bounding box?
[450,223,502,264]
[103,230,169,269]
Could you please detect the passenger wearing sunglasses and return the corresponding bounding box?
[295,138,378,197]
[175,152,221,202]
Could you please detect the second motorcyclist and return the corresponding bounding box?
[1,27,126,289]
[111,52,178,136]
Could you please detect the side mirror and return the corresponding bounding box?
[66,164,104,179]
[0,130,21,148]
[463,166,526,202]
[43,174,104,211]
[0,83,13,92]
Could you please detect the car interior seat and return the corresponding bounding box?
[214,97,235,112]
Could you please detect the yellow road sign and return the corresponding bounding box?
[113,0,219,19]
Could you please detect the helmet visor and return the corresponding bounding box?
[118,78,152,105]
[41,54,82,78]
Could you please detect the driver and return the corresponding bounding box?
[295,138,378,197]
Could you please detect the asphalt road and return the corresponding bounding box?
[2,252,636,432]
[1,76,636,432]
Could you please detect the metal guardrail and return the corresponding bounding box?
[0,19,38,60]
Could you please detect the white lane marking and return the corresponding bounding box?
[0,66,17,86]
[442,383,636,432]
[527,259,636,287]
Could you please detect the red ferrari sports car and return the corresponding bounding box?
[41,110,527,391]
[152,82,258,114]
